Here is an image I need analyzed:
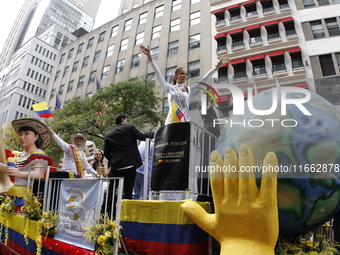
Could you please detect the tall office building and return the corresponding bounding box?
[0,0,101,73]
[0,0,102,126]
[47,0,218,123]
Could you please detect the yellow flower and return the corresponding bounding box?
[97,235,108,247]
[309,251,318,255]
[105,231,111,237]
[306,240,313,247]
[109,221,116,228]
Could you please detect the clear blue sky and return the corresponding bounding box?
[0,0,120,52]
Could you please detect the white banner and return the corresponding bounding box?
[54,179,101,250]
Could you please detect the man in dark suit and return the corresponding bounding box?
[104,114,153,200]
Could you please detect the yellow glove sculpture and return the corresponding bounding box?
[182,145,279,255]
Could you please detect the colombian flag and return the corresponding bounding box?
[120,200,210,255]
[170,101,184,123]
[32,101,53,118]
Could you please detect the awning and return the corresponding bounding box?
[212,8,225,14]
[264,20,278,26]
[229,28,243,34]
[268,51,284,56]
[246,24,260,30]
[242,0,256,5]
[226,4,240,9]
[249,54,265,60]
[282,17,294,22]
[288,47,301,53]
[214,33,227,39]
[230,58,246,64]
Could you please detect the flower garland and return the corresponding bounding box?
[83,214,122,255]
[0,195,15,245]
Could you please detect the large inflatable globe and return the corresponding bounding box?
[216,87,340,237]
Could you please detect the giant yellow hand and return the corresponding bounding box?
[182,145,279,255]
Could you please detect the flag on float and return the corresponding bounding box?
[32,101,53,118]
[95,75,103,90]
[55,94,64,110]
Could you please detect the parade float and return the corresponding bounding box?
[1,87,340,255]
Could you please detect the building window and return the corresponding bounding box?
[152,25,162,39]
[139,12,148,24]
[262,0,275,12]
[234,62,247,79]
[63,66,69,77]
[267,24,280,40]
[310,20,325,38]
[166,67,177,84]
[82,56,89,68]
[172,0,181,11]
[89,71,96,84]
[218,66,228,82]
[318,0,330,5]
[189,34,200,50]
[278,0,289,8]
[86,92,93,98]
[336,53,340,72]
[77,43,83,54]
[216,36,227,51]
[168,41,179,56]
[245,3,257,17]
[215,11,225,25]
[188,61,200,78]
[290,52,304,69]
[120,38,129,51]
[111,25,119,37]
[325,18,340,36]
[93,51,101,63]
[102,65,110,79]
[135,32,144,45]
[252,59,266,75]
[155,5,164,18]
[106,44,114,57]
[68,48,74,59]
[59,84,64,95]
[151,47,159,60]
[133,3,139,9]
[59,53,65,63]
[284,21,296,36]
[124,19,133,31]
[98,31,106,43]
[271,55,286,72]
[231,32,244,48]
[55,70,60,81]
[131,54,141,68]
[72,61,79,72]
[87,37,94,49]
[77,76,84,88]
[116,60,125,74]
[302,0,315,8]
[248,29,262,44]
[147,72,156,83]
[190,11,200,26]
[170,18,180,32]
[319,54,336,76]
[229,8,241,21]
[67,80,74,92]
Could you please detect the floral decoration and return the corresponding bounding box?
[83,214,122,255]
[21,191,42,221]
[40,210,58,238]
[276,231,340,255]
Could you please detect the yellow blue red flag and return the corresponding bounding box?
[32,102,53,118]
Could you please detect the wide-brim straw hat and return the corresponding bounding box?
[70,133,87,148]
[12,118,52,150]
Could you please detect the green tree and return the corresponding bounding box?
[45,77,164,162]
[3,123,21,152]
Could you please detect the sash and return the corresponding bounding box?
[173,85,191,122]
[70,145,84,178]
